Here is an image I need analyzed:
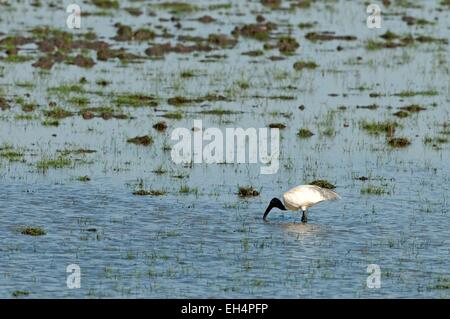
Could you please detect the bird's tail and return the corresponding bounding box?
[319,187,341,201]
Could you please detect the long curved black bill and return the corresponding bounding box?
[263,204,273,221]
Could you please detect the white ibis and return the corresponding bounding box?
[263,185,340,223]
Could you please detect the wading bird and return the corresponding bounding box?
[263,185,340,223]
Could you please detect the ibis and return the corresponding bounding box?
[263,185,340,223]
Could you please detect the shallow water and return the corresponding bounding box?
[0,0,449,298]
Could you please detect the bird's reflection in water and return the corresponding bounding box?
[282,222,323,238]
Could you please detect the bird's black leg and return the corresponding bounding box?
[301,211,307,223]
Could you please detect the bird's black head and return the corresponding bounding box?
[263,197,287,221]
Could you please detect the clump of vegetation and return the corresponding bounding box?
[180,70,195,78]
[12,290,30,297]
[232,22,276,41]
[162,111,183,120]
[277,36,300,53]
[394,90,437,98]
[198,109,239,115]
[297,128,314,138]
[0,146,23,162]
[43,107,73,119]
[92,0,119,9]
[156,2,198,13]
[428,276,450,290]
[310,180,336,189]
[114,94,157,107]
[152,165,167,175]
[366,31,446,50]
[127,135,153,146]
[68,96,89,107]
[179,185,199,195]
[133,189,166,196]
[153,121,168,132]
[20,226,46,236]
[42,119,60,127]
[424,136,448,146]
[361,185,388,195]
[36,156,72,170]
[77,176,91,182]
[298,22,316,29]
[293,61,318,71]
[238,186,260,197]
[268,123,286,129]
[393,110,409,118]
[388,137,411,148]
[399,104,427,113]
[48,84,85,95]
[167,96,194,106]
[360,120,398,135]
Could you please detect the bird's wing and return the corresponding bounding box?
[306,185,341,201]
[284,185,340,208]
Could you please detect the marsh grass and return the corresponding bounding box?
[0,147,24,161]
[20,226,46,236]
[42,119,60,126]
[36,156,72,170]
[309,180,336,189]
[238,186,260,197]
[297,128,314,138]
[179,185,199,195]
[133,189,166,196]
[48,84,85,95]
[162,111,183,119]
[360,120,398,135]
[114,94,157,107]
[428,276,450,290]
[361,185,389,195]
[393,90,438,98]
[388,137,411,148]
[12,290,30,297]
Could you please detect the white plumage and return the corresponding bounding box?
[263,185,340,223]
[283,185,340,211]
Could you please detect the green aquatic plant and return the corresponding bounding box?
[36,156,72,170]
[20,226,46,236]
[12,290,30,297]
[297,128,314,138]
[92,0,119,9]
[309,180,336,189]
[293,61,318,71]
[360,120,398,135]
[127,135,153,146]
[42,119,60,126]
[77,176,91,182]
[361,185,388,195]
[133,189,166,196]
[238,186,260,198]
[43,107,73,119]
[162,111,183,120]
[48,84,85,95]
[388,137,411,148]
[114,93,157,107]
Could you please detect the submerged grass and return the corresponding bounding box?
[36,156,72,170]
[360,120,398,135]
[114,93,157,107]
[361,185,389,195]
[20,226,46,236]
[238,186,260,198]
